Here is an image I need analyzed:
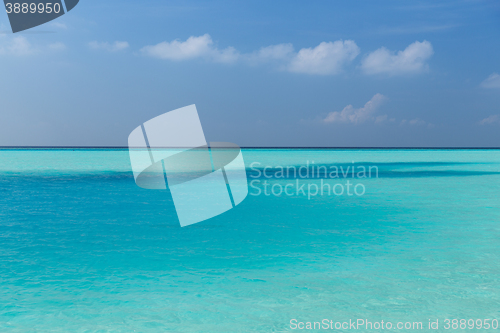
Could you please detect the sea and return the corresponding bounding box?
[0,148,499,332]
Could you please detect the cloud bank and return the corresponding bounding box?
[287,40,360,75]
[323,93,388,124]
[361,40,434,75]
[140,34,238,63]
[321,94,433,127]
[140,35,435,77]
[141,34,361,74]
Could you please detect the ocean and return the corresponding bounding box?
[0,149,499,332]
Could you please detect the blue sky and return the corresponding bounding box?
[0,0,499,147]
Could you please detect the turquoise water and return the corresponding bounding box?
[0,149,500,332]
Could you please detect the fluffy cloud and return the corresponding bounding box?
[361,40,434,75]
[480,73,500,89]
[322,94,433,127]
[0,36,35,55]
[141,35,359,74]
[479,115,500,125]
[89,41,129,52]
[140,35,435,77]
[323,93,387,124]
[288,40,360,75]
[140,34,238,63]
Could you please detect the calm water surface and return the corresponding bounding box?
[0,149,499,332]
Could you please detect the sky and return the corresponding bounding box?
[0,0,499,147]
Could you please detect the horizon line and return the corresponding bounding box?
[1,146,500,150]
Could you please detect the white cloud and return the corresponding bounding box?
[323,93,387,124]
[89,41,129,52]
[480,73,500,89]
[141,36,359,74]
[141,34,238,63]
[288,40,360,75]
[140,36,434,77]
[479,115,500,125]
[361,40,434,75]
[0,35,35,55]
[322,94,433,127]
[141,34,212,60]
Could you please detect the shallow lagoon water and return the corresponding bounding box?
[0,149,499,332]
